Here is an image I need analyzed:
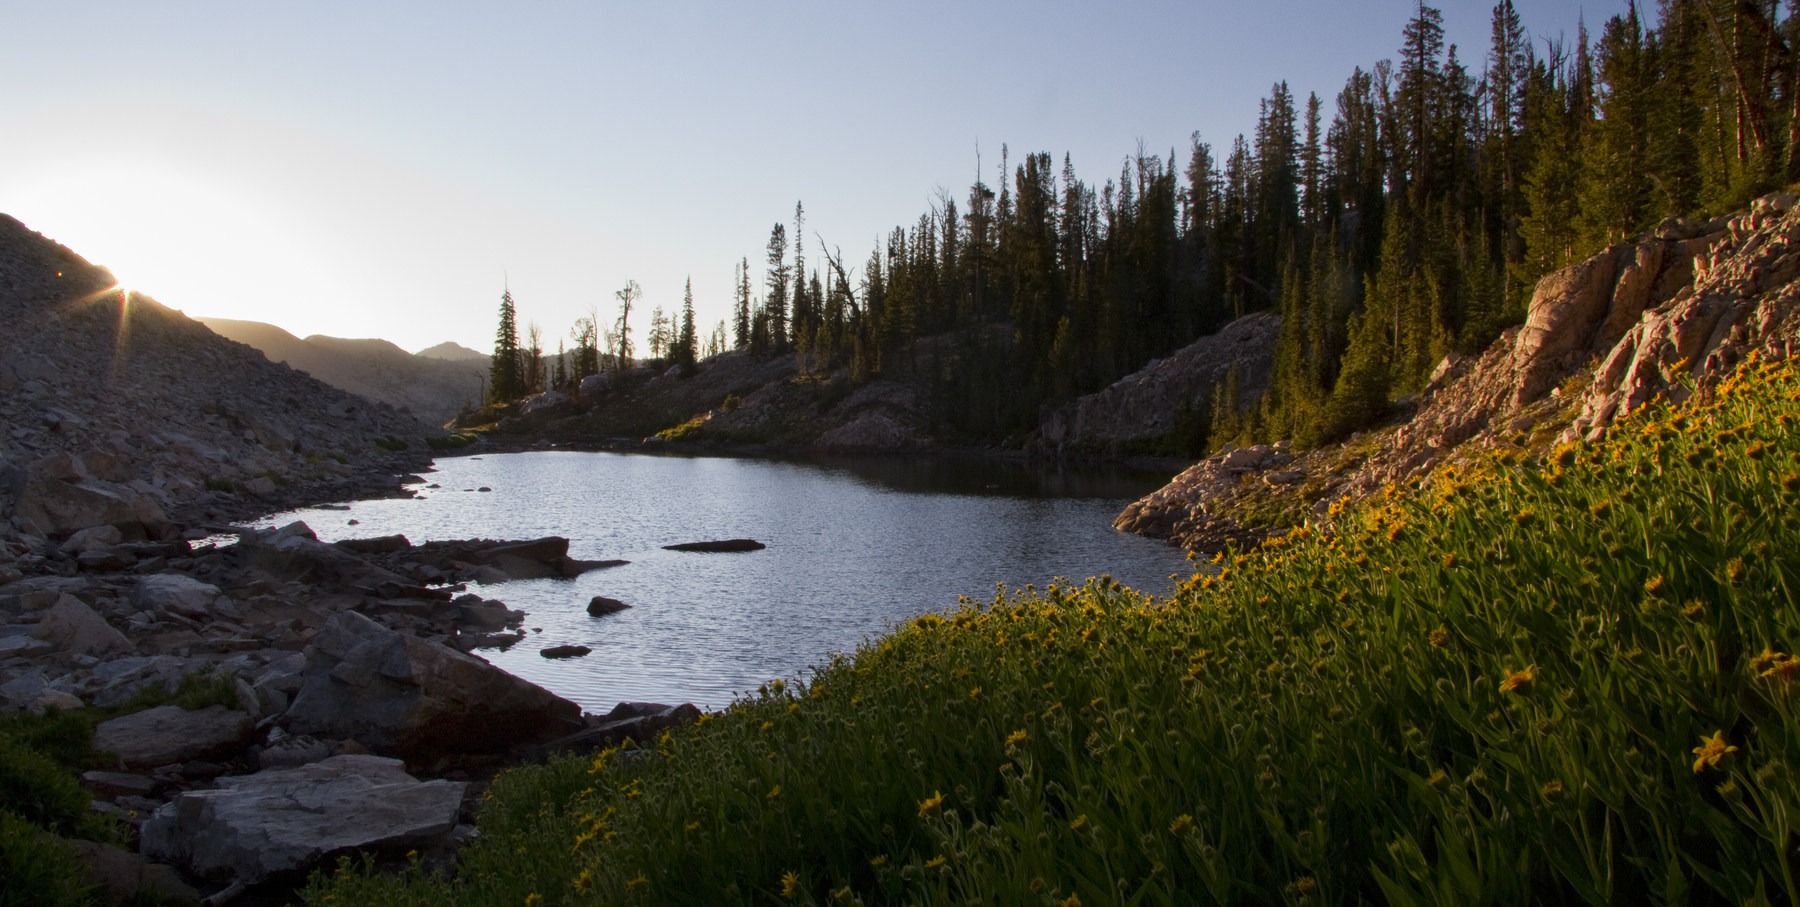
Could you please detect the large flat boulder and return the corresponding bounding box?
[32,593,134,657]
[92,705,256,769]
[285,610,581,761]
[139,754,465,885]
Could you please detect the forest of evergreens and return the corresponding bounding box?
[681,0,1800,450]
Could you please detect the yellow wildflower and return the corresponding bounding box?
[1499,665,1536,694]
[869,854,888,868]
[525,895,542,906]
[917,790,945,818]
[780,870,801,899]
[923,854,946,869]
[1428,626,1449,648]
[1692,731,1738,773]
[627,874,649,890]
[766,785,782,800]
[1061,894,1083,907]
[1168,813,1195,835]
[1068,814,1089,831]
[1643,575,1666,595]
[1006,729,1029,747]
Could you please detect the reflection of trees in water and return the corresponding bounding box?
[806,454,1167,501]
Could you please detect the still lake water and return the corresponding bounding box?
[250,451,1193,712]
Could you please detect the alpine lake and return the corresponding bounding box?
[247,450,1195,711]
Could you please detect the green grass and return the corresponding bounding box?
[426,433,479,451]
[310,355,1800,905]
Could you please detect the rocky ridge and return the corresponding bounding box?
[0,214,438,561]
[197,317,486,427]
[1117,192,1800,552]
[0,216,699,902]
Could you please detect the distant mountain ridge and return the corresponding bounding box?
[415,341,487,362]
[197,317,485,426]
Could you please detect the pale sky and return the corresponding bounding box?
[1,2,1595,355]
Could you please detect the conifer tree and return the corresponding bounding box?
[676,277,699,371]
[488,288,523,404]
[765,224,790,350]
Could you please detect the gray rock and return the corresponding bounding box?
[132,574,238,621]
[286,610,581,761]
[92,705,255,769]
[255,734,334,770]
[139,754,465,885]
[60,524,123,555]
[33,593,134,656]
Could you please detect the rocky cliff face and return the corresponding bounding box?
[1032,312,1278,458]
[0,214,434,564]
[198,317,485,427]
[1117,192,1800,552]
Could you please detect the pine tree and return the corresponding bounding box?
[676,277,699,371]
[488,288,523,404]
[765,224,790,350]
[733,259,751,350]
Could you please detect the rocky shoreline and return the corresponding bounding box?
[0,214,708,903]
[2,516,701,904]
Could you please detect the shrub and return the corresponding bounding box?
[0,811,92,907]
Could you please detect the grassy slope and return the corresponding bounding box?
[312,358,1800,905]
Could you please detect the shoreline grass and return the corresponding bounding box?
[313,356,1800,904]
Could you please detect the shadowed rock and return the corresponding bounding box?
[662,539,765,553]
[540,644,592,659]
[586,596,630,616]
[286,611,581,762]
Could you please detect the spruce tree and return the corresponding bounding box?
[488,288,522,404]
[676,277,699,371]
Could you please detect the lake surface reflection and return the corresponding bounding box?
[251,451,1193,711]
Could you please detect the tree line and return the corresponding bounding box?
[494,1,1800,452]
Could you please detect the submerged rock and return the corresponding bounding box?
[539,644,592,659]
[662,539,765,553]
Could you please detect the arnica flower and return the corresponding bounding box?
[923,854,947,870]
[1006,729,1029,747]
[1692,731,1738,774]
[1168,813,1195,835]
[1428,626,1450,648]
[766,785,782,800]
[917,790,945,818]
[1643,575,1667,596]
[1061,895,1083,907]
[780,870,801,899]
[1499,665,1536,694]
[1068,814,1089,831]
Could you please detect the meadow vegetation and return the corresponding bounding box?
[0,669,245,906]
[317,356,1788,902]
